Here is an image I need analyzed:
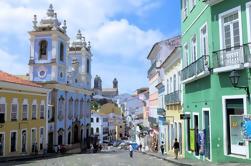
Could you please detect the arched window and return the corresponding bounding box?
[173,74,176,92]
[39,40,48,60]
[87,59,90,74]
[68,98,73,120]
[96,128,99,134]
[60,42,64,62]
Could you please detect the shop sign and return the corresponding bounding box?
[243,115,251,140]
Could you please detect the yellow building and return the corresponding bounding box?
[0,71,50,157]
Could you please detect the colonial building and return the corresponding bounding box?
[181,0,251,163]
[28,4,92,151]
[0,71,50,157]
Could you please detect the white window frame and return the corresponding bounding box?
[31,128,37,148]
[191,35,197,63]
[246,2,251,43]
[219,6,243,50]
[185,112,191,152]
[183,43,189,67]
[20,128,27,153]
[11,98,18,121]
[0,97,6,122]
[32,100,37,120]
[182,0,188,20]
[22,99,29,120]
[0,132,5,156]
[40,100,45,119]
[200,22,208,56]
[189,0,196,12]
[170,77,173,93]
[10,130,18,152]
[222,95,249,159]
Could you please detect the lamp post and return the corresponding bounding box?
[229,70,250,100]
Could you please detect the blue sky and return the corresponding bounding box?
[0,0,180,93]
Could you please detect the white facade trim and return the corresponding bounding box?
[0,97,7,123]
[222,95,249,159]
[246,1,251,43]
[219,6,243,50]
[200,22,208,56]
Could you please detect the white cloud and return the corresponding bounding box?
[0,49,28,74]
[90,19,163,59]
[0,0,166,92]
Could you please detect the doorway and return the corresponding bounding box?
[179,122,182,155]
[0,133,4,156]
[68,132,71,144]
[58,135,63,145]
[194,114,199,156]
[225,98,246,156]
[203,110,211,160]
[74,125,79,143]
[21,130,27,153]
[48,132,53,152]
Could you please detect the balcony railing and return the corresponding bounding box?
[147,61,156,76]
[165,90,181,105]
[213,45,245,69]
[181,55,209,81]
[202,0,223,5]
[157,108,165,116]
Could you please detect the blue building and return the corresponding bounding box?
[28,4,92,151]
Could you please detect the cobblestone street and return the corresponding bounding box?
[1,150,176,166]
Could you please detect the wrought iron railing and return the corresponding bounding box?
[213,45,244,68]
[181,55,209,81]
[165,90,181,105]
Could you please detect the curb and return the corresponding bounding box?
[142,152,192,166]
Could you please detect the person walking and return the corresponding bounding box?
[160,141,165,155]
[129,144,133,158]
[173,138,180,159]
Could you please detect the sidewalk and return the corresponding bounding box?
[141,151,251,166]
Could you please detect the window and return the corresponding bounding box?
[200,24,208,56]
[166,79,169,94]
[58,97,64,121]
[74,100,79,119]
[60,42,64,62]
[87,59,90,74]
[222,12,240,49]
[11,104,18,121]
[91,127,94,135]
[10,131,17,152]
[184,44,189,67]
[0,104,5,123]
[32,105,37,119]
[191,35,197,62]
[31,129,36,152]
[40,105,45,119]
[190,0,196,11]
[96,128,99,134]
[91,118,93,123]
[68,98,73,120]
[96,117,99,123]
[80,99,84,119]
[170,77,172,93]
[182,0,188,19]
[173,74,176,92]
[39,40,48,60]
[178,71,181,91]
[22,104,28,120]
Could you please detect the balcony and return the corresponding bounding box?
[202,0,223,5]
[157,108,165,116]
[213,45,245,73]
[147,61,156,76]
[165,90,181,105]
[181,55,209,83]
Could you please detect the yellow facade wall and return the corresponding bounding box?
[0,91,47,157]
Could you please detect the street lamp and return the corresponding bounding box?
[229,70,250,99]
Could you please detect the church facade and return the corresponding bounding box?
[28,4,92,151]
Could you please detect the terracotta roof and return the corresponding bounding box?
[0,71,42,87]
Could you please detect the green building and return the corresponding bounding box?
[181,0,251,163]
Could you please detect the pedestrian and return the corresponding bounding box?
[160,141,165,155]
[172,138,179,159]
[139,143,142,152]
[129,144,133,158]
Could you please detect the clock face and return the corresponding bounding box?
[38,66,47,79]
